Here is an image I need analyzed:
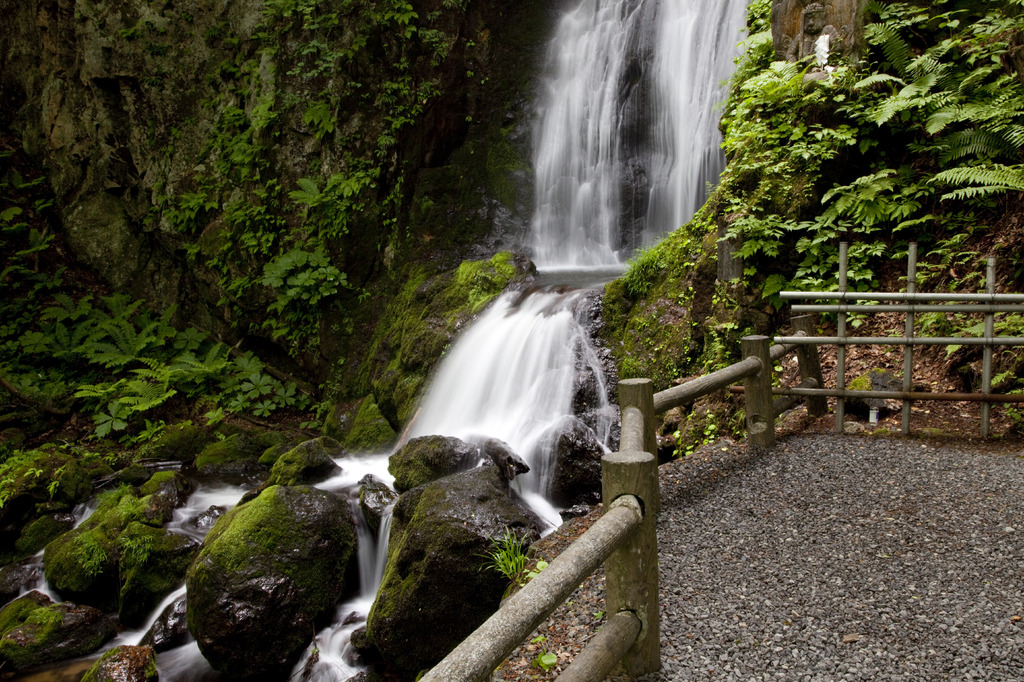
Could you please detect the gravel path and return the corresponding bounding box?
[501,434,1024,680]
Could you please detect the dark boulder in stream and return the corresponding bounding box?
[366,465,541,677]
[388,434,478,492]
[543,415,606,506]
[185,484,357,679]
[140,594,189,652]
[359,474,398,534]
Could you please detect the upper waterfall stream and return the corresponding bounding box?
[530,0,747,268]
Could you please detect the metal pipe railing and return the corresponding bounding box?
[774,336,1024,346]
[781,291,1024,303]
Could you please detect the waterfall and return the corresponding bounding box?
[530,0,748,267]
[409,288,614,527]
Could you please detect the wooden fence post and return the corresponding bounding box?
[618,378,657,457]
[742,335,775,448]
[791,315,827,418]
[602,449,660,677]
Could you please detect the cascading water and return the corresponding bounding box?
[530,0,747,267]
[644,0,749,235]
[408,288,615,527]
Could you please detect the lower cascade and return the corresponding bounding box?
[408,287,616,527]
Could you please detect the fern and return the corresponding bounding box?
[932,164,1024,201]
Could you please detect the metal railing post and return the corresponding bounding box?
[836,241,848,434]
[902,243,917,435]
[791,315,827,417]
[982,256,996,437]
[741,335,774,448]
[601,449,660,677]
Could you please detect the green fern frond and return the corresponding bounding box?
[932,163,1024,200]
[865,22,912,76]
[853,73,905,90]
[938,129,1014,164]
[118,380,177,413]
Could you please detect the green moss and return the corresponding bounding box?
[195,430,286,472]
[137,470,180,497]
[0,593,48,637]
[266,437,342,486]
[258,442,293,467]
[13,514,74,559]
[118,523,199,627]
[448,252,520,314]
[0,602,116,670]
[0,449,92,528]
[142,422,214,462]
[343,396,397,452]
[848,368,890,392]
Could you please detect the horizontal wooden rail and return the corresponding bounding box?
[420,494,644,682]
[652,356,762,414]
[558,611,642,682]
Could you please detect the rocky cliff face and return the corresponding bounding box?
[0,0,547,381]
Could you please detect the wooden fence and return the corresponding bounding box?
[421,327,819,680]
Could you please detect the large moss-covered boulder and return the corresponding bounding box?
[266,437,343,486]
[0,593,116,671]
[0,448,92,564]
[186,485,357,679]
[388,435,477,492]
[118,523,200,627]
[81,645,158,682]
[194,430,288,475]
[366,466,541,676]
[344,396,398,452]
[43,472,192,611]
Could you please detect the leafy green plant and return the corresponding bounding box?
[530,636,558,672]
[481,526,531,585]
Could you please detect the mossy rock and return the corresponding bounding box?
[388,435,477,492]
[366,466,541,676]
[8,513,76,564]
[118,523,200,628]
[81,645,158,682]
[0,449,92,553]
[137,470,193,525]
[143,423,215,463]
[266,437,344,486]
[43,488,136,610]
[186,485,357,679]
[0,599,116,671]
[0,591,50,637]
[43,475,191,611]
[320,401,358,444]
[257,442,293,468]
[343,396,397,452]
[117,463,151,486]
[194,430,288,475]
